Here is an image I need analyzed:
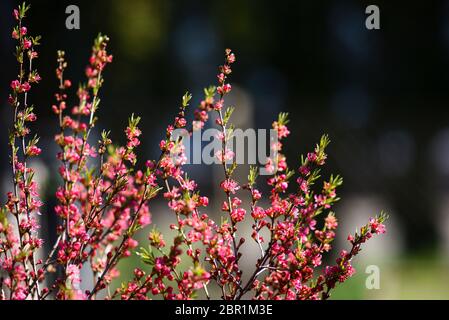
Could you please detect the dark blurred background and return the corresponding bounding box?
[2,0,449,298]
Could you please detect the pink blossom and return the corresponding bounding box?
[0,11,388,301]
[26,145,41,157]
[369,218,386,234]
[220,179,240,194]
[325,214,338,230]
[10,80,21,91]
[231,208,246,222]
[66,264,81,285]
[23,39,32,49]
[21,82,31,92]
[12,30,19,39]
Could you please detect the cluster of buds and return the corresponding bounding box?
[1,2,43,300]
[115,48,388,301]
[1,3,387,300]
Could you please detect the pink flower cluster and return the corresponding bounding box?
[0,3,387,300]
[1,3,43,300]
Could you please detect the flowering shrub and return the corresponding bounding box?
[0,3,387,300]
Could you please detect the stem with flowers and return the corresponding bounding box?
[0,3,388,300]
[2,3,43,300]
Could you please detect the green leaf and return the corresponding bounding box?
[277,112,289,126]
[248,166,258,186]
[203,86,216,99]
[136,247,156,266]
[182,92,192,108]
[223,106,235,126]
